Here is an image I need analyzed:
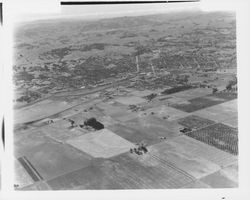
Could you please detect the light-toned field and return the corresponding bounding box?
[67,129,134,158]
[115,96,146,105]
[112,152,195,189]
[96,102,127,115]
[14,129,50,158]
[154,135,237,167]
[163,96,190,105]
[138,105,190,121]
[149,138,220,179]
[192,99,237,125]
[14,159,34,188]
[96,102,139,122]
[182,180,211,188]
[221,116,238,128]
[171,88,212,100]
[40,121,88,142]
[129,89,154,97]
[14,99,76,124]
[20,181,51,190]
[200,170,238,188]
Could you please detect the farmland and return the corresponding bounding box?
[13,10,238,190]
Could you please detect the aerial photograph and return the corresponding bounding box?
[12,2,238,190]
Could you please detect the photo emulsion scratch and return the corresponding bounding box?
[12,2,238,190]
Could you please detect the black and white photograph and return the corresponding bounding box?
[1,0,250,198]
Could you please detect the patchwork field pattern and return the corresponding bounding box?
[13,11,238,190]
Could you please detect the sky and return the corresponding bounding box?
[4,0,239,25]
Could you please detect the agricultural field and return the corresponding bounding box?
[171,92,237,113]
[177,115,215,129]
[185,123,238,155]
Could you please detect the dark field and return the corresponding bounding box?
[172,93,237,113]
[177,115,215,129]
